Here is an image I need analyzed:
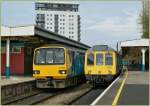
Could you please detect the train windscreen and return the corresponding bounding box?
[34,48,65,65]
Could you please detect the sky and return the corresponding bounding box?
[1,1,142,49]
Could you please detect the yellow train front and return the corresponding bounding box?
[84,45,122,86]
[33,45,85,88]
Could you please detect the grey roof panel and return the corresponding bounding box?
[88,45,115,52]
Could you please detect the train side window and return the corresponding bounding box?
[105,53,113,65]
[87,54,94,65]
[96,53,103,65]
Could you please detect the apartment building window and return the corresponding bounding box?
[53,4,58,8]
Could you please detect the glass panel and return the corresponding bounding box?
[87,54,94,65]
[35,49,45,64]
[54,49,64,63]
[35,48,65,64]
[105,53,113,65]
[12,46,21,53]
[96,54,103,65]
[46,50,54,64]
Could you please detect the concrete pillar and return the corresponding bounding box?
[141,48,147,71]
[6,38,10,79]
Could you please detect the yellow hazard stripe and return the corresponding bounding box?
[112,67,128,106]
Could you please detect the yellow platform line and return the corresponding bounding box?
[112,68,128,106]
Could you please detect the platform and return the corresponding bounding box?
[94,71,149,105]
[1,76,37,104]
[1,76,35,86]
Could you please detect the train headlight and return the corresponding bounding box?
[59,70,66,74]
[33,70,40,74]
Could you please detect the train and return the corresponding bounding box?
[33,44,86,88]
[84,45,122,86]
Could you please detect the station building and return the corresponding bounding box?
[1,25,89,76]
[120,39,149,71]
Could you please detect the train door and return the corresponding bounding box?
[95,52,104,75]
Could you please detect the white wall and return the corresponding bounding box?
[1,25,34,36]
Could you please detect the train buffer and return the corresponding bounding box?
[91,70,149,105]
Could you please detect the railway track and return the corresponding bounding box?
[69,85,107,105]
[70,78,118,105]
[7,89,60,105]
[7,83,92,105]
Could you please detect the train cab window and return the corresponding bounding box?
[54,49,64,64]
[46,50,54,63]
[96,54,103,65]
[105,53,113,65]
[87,54,94,65]
[35,49,45,64]
[35,48,64,64]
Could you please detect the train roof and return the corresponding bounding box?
[87,45,116,52]
[36,44,86,52]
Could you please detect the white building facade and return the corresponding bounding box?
[35,1,81,41]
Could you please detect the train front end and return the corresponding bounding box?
[85,51,117,85]
[33,46,67,88]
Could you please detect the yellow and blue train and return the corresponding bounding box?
[84,45,122,86]
[33,44,85,88]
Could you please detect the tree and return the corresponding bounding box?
[140,0,149,38]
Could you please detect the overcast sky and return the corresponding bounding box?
[2,1,142,49]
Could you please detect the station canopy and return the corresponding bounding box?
[1,25,90,50]
[120,39,149,47]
